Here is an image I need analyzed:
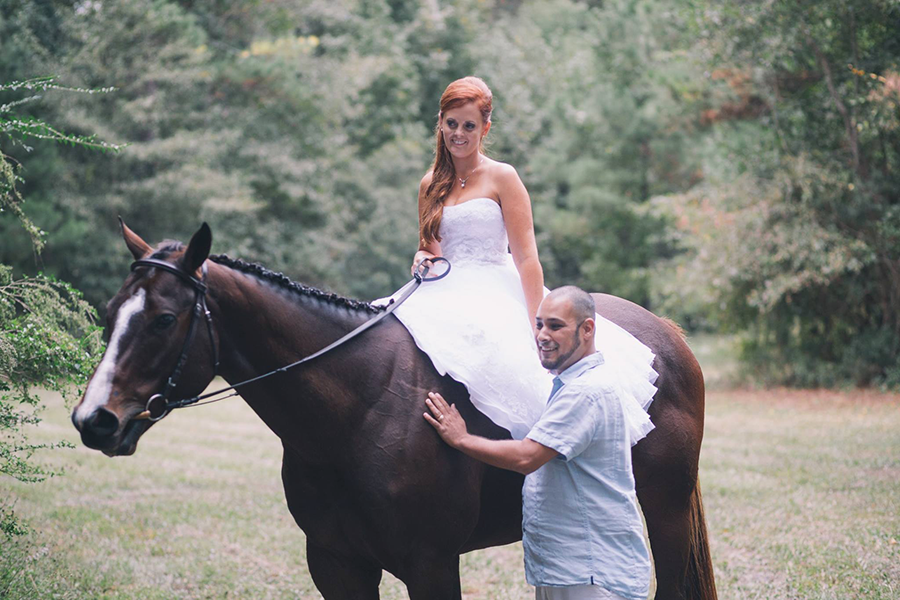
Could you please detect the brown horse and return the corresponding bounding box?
[71,223,716,599]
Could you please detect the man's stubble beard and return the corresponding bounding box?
[540,328,583,372]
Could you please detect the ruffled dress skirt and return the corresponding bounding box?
[380,198,657,443]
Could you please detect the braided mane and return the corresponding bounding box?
[209,254,385,315]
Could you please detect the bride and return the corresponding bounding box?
[389,76,657,442]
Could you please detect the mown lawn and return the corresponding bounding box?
[2,384,898,599]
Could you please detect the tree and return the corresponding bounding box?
[653,0,900,386]
[0,0,699,309]
[1,77,112,537]
[467,0,701,304]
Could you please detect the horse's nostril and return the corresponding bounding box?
[87,408,120,437]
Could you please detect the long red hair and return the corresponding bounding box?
[420,76,493,245]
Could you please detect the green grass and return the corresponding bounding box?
[702,389,900,599]
[2,386,899,598]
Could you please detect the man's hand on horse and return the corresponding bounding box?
[424,392,468,447]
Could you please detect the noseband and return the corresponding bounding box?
[130,256,450,422]
[131,258,219,421]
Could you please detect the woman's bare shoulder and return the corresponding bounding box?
[485,158,520,182]
[484,159,525,203]
[420,170,434,191]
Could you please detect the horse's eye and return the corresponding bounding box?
[153,314,177,332]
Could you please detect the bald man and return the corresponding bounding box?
[425,286,651,600]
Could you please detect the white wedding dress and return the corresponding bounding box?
[383,197,657,442]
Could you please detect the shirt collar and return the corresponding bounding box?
[556,351,604,385]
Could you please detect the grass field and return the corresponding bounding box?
[2,382,899,598]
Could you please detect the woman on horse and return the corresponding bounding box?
[388,76,657,443]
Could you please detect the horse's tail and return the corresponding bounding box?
[685,480,718,599]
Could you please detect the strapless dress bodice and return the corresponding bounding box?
[439,198,509,266]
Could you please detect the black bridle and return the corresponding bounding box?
[130,258,219,421]
[130,256,450,422]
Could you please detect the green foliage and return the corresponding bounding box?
[0,0,897,388]
[0,267,101,539]
[0,251,102,539]
[1,74,112,537]
[0,265,102,476]
[1,77,125,252]
[461,0,701,302]
[0,0,683,307]
[654,0,900,386]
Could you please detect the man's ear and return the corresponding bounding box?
[580,317,596,339]
[182,222,212,276]
[120,217,153,260]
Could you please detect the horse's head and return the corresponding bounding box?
[72,221,217,456]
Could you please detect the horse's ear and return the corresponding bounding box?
[182,222,212,275]
[120,217,153,260]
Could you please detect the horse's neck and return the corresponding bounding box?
[208,263,374,458]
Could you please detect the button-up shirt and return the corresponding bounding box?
[523,352,651,599]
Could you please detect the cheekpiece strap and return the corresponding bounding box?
[131,256,216,419]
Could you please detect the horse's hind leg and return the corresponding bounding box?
[306,542,383,600]
[635,414,717,600]
[638,479,692,600]
[638,479,716,600]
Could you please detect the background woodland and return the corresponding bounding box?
[2,0,899,390]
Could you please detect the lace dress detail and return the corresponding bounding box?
[440,199,510,266]
[383,197,657,442]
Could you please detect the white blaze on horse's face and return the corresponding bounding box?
[75,288,146,422]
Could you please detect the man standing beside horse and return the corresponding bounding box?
[424,285,652,600]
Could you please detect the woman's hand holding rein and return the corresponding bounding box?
[412,250,436,276]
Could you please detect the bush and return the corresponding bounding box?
[1,78,111,537]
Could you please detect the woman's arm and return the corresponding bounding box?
[496,164,544,330]
[413,172,443,274]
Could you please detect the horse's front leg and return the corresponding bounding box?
[307,541,383,600]
[402,553,462,600]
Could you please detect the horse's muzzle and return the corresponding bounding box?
[72,407,150,456]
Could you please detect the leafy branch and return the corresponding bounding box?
[1,77,113,538]
[0,77,124,251]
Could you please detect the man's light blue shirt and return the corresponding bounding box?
[523,352,651,600]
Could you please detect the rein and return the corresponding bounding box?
[132,257,450,422]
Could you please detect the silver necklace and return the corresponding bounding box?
[457,157,484,188]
